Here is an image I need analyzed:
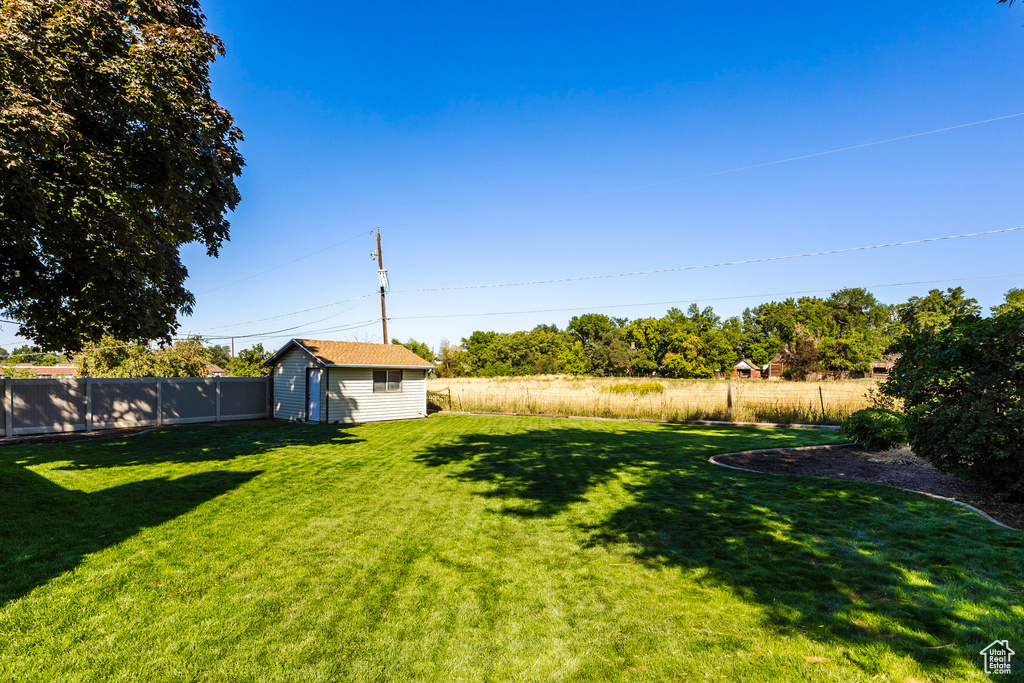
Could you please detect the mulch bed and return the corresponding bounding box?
[716,445,1024,530]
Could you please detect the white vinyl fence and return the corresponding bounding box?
[0,377,271,438]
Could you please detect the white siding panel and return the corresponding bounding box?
[327,368,427,424]
[272,346,327,421]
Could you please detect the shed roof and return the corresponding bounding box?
[266,339,435,369]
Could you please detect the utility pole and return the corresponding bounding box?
[231,336,235,359]
[376,229,388,343]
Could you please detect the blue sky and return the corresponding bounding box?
[5,1,1024,353]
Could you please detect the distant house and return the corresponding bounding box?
[764,345,795,380]
[264,339,434,424]
[4,362,77,378]
[731,359,763,379]
[765,344,794,382]
[866,353,900,379]
[206,363,227,377]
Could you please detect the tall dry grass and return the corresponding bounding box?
[427,375,878,425]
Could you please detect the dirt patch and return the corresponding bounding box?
[715,445,1024,530]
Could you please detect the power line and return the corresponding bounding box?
[195,229,376,295]
[186,292,378,333]
[380,111,1024,229]
[189,298,375,341]
[395,226,1024,293]
[389,271,1024,321]
[197,309,376,340]
[199,319,381,341]
[1,299,378,359]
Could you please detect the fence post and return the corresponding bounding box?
[156,378,163,426]
[4,380,12,436]
[216,376,222,422]
[85,378,93,432]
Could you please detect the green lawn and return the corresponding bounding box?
[1,415,1022,682]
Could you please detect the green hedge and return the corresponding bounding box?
[841,409,906,452]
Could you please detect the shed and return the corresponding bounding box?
[264,339,434,424]
[731,359,763,379]
[866,353,901,379]
[765,345,795,379]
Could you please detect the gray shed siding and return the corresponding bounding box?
[272,346,327,421]
[326,368,427,424]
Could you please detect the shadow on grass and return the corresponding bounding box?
[0,465,261,608]
[416,423,1024,674]
[4,422,364,470]
[0,423,367,608]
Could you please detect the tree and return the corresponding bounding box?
[882,310,1024,498]
[788,324,822,380]
[392,338,435,363]
[228,344,271,377]
[207,344,233,370]
[567,314,618,345]
[992,288,1024,316]
[557,341,589,376]
[6,344,63,366]
[436,339,468,377]
[585,328,631,376]
[158,337,210,377]
[74,336,160,377]
[748,338,784,367]
[897,288,980,333]
[0,1,244,351]
[74,334,209,377]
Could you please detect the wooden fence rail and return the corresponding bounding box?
[0,377,271,438]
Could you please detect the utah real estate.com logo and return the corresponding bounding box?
[980,640,1015,675]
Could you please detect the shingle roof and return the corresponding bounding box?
[272,339,434,368]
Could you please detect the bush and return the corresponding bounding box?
[882,310,1024,499]
[841,409,906,451]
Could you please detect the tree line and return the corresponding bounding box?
[397,287,1024,379]
[4,286,1021,379]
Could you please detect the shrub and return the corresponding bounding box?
[841,408,906,451]
[882,310,1024,499]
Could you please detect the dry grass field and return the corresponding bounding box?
[428,375,879,425]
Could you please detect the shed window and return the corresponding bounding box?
[373,370,403,393]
